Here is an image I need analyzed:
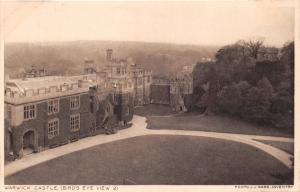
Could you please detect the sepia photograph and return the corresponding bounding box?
[1,0,298,189]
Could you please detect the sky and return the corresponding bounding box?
[2,1,295,47]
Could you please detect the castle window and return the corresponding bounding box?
[113,94,118,103]
[106,105,111,113]
[138,77,143,86]
[48,99,59,115]
[116,67,121,75]
[126,106,130,115]
[147,76,151,83]
[48,118,59,139]
[24,104,36,120]
[70,114,80,132]
[70,95,80,110]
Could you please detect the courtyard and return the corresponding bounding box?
[5,104,294,185]
[5,135,293,185]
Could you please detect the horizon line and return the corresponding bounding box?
[3,39,238,48]
[5,39,292,48]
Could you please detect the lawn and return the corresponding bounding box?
[5,135,293,185]
[134,104,177,116]
[146,115,293,137]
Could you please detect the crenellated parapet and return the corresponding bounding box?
[5,81,89,105]
[144,69,152,76]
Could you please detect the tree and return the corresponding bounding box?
[279,41,294,95]
[243,38,264,59]
[241,78,273,124]
[257,77,274,98]
[204,65,219,115]
[253,61,284,87]
[217,85,242,116]
[216,81,251,116]
[215,42,255,86]
[235,81,251,96]
[241,86,272,124]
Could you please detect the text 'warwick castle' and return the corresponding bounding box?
[4,49,194,161]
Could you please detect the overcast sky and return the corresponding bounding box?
[3,1,295,47]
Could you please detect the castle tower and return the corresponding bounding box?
[84,59,96,74]
[106,49,113,62]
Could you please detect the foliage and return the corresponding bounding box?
[241,79,273,124]
[270,91,293,114]
[216,81,251,116]
[217,85,243,116]
[256,77,274,97]
[193,40,294,130]
[279,42,294,95]
[252,61,285,87]
[215,43,255,86]
[241,39,264,59]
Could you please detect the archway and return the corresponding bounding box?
[23,131,35,155]
[179,106,183,111]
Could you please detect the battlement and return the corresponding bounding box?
[152,77,170,85]
[144,69,152,76]
[170,76,192,83]
[5,81,90,105]
[129,69,152,77]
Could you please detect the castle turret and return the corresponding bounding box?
[84,59,96,74]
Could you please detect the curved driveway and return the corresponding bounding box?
[5,115,294,177]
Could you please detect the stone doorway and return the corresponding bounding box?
[23,131,35,156]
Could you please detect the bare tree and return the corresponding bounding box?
[243,38,264,59]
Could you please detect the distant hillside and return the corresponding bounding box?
[4,40,219,78]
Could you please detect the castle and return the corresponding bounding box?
[4,49,194,161]
[151,64,194,112]
[4,49,152,161]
